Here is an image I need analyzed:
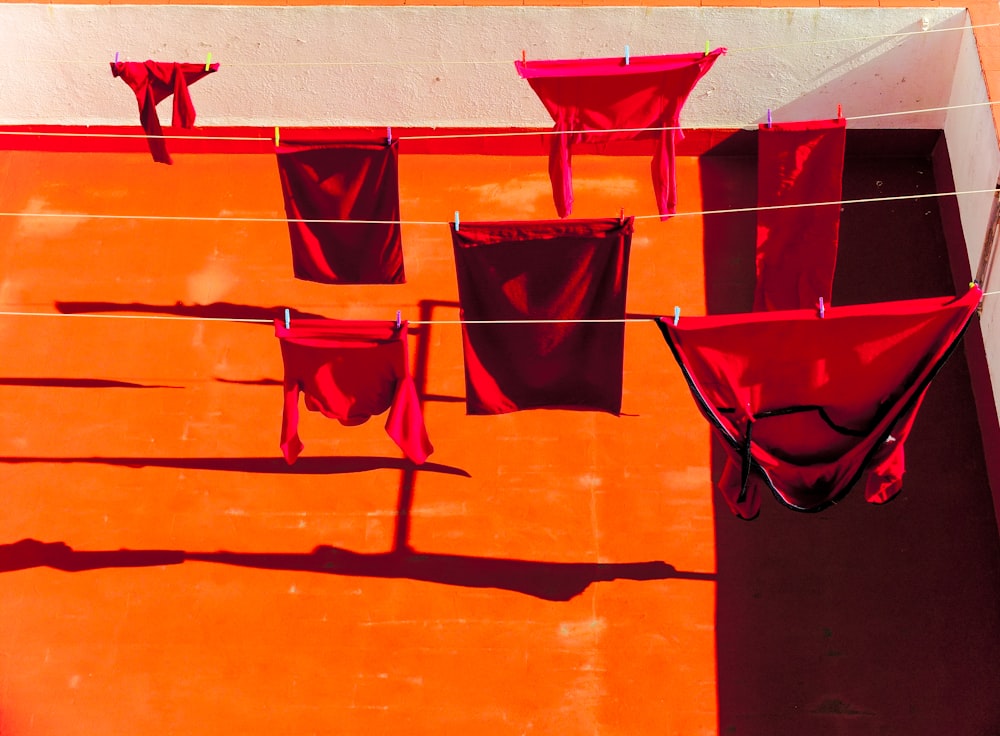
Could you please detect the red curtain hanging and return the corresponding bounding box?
[275,140,404,285]
[275,319,432,465]
[754,118,847,311]
[656,286,982,519]
[110,61,219,165]
[451,217,633,415]
[515,50,725,219]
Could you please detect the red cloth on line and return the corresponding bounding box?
[275,140,404,284]
[275,319,431,465]
[754,118,847,311]
[515,50,725,219]
[110,60,219,165]
[656,286,981,519]
[451,217,633,415]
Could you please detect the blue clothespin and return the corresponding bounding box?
[767,109,772,128]
[395,310,402,329]
[624,45,630,65]
[818,297,825,319]
[284,308,290,329]
[673,306,681,326]
[454,211,460,232]
[387,126,392,145]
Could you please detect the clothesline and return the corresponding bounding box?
[33,21,1000,66]
[0,291,996,326]
[0,187,995,226]
[1,100,995,145]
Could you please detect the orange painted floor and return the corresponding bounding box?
[0,143,997,735]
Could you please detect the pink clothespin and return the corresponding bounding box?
[818,297,825,319]
[386,126,392,145]
[395,310,402,329]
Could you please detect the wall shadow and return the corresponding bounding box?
[0,539,701,602]
[699,132,1000,735]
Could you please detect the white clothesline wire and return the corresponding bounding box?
[0,291,996,326]
[1,100,997,145]
[28,22,1000,66]
[0,187,994,226]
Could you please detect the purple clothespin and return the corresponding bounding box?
[395,310,402,329]
[387,126,392,145]
[767,109,772,128]
[818,297,825,319]
[114,51,120,64]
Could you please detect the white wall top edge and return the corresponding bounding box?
[0,6,972,128]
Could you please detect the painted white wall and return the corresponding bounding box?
[942,21,1000,459]
[0,5,969,128]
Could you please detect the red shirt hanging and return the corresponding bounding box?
[755,117,847,311]
[451,217,633,415]
[111,60,219,165]
[275,139,405,284]
[275,319,432,465]
[515,50,725,219]
[656,286,981,519]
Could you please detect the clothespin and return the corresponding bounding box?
[818,297,825,319]
[274,126,280,147]
[114,52,120,64]
[766,109,772,128]
[837,103,843,119]
[395,310,402,329]
[522,49,526,64]
[619,207,625,225]
[386,126,392,145]
[673,306,681,326]
[454,211,460,232]
[705,40,710,56]
[284,308,290,329]
[205,52,212,71]
[625,45,630,65]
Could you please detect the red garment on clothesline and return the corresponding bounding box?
[110,60,219,165]
[451,217,633,415]
[754,118,847,311]
[275,140,405,284]
[656,286,981,519]
[515,50,725,219]
[275,319,432,465]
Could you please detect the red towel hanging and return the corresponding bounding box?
[516,50,725,219]
[110,60,219,165]
[275,319,432,465]
[275,139,405,284]
[451,217,633,415]
[754,117,847,311]
[656,286,981,519]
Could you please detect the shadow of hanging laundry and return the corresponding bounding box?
[0,455,471,477]
[0,539,706,602]
[53,301,328,322]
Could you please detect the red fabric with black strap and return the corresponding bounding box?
[451,217,633,415]
[110,60,219,165]
[754,117,847,311]
[275,139,404,284]
[515,50,725,219]
[656,286,981,518]
[274,318,431,465]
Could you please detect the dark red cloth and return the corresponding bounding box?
[656,286,981,518]
[515,50,725,219]
[754,118,847,311]
[110,60,219,165]
[451,217,633,415]
[275,140,404,284]
[275,319,431,465]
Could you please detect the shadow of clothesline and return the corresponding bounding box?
[0,455,471,477]
[0,539,709,601]
[53,300,328,322]
[0,377,180,389]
